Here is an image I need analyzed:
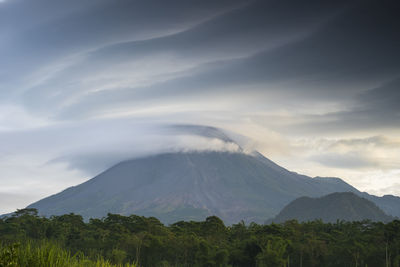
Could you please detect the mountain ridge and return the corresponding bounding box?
[26,150,400,224]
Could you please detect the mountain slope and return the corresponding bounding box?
[29,151,363,224]
[269,192,394,223]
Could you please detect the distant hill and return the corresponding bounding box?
[269,192,394,223]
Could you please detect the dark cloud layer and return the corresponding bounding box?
[4,0,396,124]
[1,0,245,97]
[1,0,399,146]
[286,77,400,134]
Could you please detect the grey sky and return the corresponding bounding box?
[0,0,399,213]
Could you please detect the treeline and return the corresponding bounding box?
[1,209,400,267]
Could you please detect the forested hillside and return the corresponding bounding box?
[270,192,394,223]
[1,209,400,266]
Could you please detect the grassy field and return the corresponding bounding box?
[0,242,138,267]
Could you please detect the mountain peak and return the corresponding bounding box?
[28,151,370,224]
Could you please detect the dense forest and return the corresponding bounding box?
[1,209,400,267]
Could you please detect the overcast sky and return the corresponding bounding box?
[1,0,400,213]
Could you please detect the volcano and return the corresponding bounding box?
[28,149,399,224]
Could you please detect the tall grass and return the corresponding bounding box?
[0,242,138,267]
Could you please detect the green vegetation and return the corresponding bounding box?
[0,242,137,267]
[1,208,400,266]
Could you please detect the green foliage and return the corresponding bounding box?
[0,242,137,267]
[0,243,18,267]
[256,238,288,267]
[1,209,400,266]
